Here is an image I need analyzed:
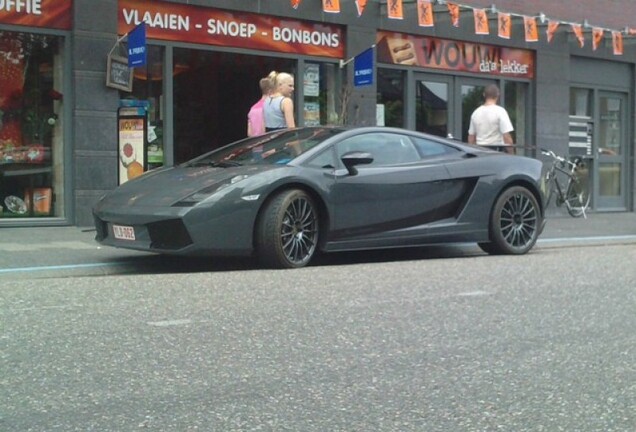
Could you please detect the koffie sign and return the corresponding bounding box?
[377,31,534,79]
[118,0,344,59]
[0,0,72,30]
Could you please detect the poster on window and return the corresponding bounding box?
[304,102,321,126]
[376,104,385,126]
[118,111,146,185]
[303,64,320,97]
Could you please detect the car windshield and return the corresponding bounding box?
[185,127,344,167]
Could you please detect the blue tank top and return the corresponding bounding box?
[263,96,287,130]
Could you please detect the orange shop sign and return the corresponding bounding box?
[377,31,534,79]
[0,0,72,30]
[118,0,345,59]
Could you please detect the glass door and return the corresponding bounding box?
[412,74,528,153]
[414,74,496,141]
[596,92,627,209]
[457,78,496,142]
[414,75,451,138]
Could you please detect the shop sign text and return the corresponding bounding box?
[119,0,344,59]
[0,0,71,29]
[377,31,534,79]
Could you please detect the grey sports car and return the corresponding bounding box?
[93,126,545,268]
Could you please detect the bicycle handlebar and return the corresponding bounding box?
[540,148,581,170]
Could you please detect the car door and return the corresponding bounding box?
[328,132,457,243]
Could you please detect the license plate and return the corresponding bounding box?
[112,224,136,241]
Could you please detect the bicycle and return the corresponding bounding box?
[541,148,591,218]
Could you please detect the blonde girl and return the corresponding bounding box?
[263,71,295,131]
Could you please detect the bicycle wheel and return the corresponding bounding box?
[565,176,591,217]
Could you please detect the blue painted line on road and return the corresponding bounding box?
[538,235,636,244]
[0,262,126,274]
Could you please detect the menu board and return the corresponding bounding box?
[107,55,133,92]
[117,108,146,184]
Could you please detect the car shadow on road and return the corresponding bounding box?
[99,244,485,275]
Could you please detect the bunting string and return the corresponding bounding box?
[291,0,636,56]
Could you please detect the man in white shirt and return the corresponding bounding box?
[467,84,514,154]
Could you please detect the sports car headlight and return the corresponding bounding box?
[174,175,249,207]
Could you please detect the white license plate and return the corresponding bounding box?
[112,224,136,241]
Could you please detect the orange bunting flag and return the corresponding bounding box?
[417,0,434,27]
[291,0,301,9]
[388,0,404,20]
[355,0,367,17]
[498,12,511,39]
[447,3,460,27]
[473,9,489,35]
[592,28,604,51]
[546,20,560,43]
[571,24,584,47]
[524,16,538,42]
[612,31,623,55]
[323,0,340,13]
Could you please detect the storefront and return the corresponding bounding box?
[0,0,71,222]
[2,0,635,227]
[115,0,345,169]
[375,31,534,153]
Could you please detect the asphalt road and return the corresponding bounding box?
[2,244,636,431]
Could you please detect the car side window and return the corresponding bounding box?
[411,136,460,158]
[336,133,421,167]
[306,146,336,168]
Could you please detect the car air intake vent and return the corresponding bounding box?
[147,219,193,250]
[93,215,107,241]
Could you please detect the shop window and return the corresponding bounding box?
[0,31,64,219]
[121,45,165,170]
[570,88,592,116]
[503,81,528,155]
[303,62,341,126]
[377,69,404,127]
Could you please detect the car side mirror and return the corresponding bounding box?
[341,151,373,176]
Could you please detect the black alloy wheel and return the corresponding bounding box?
[256,189,319,269]
[481,186,541,255]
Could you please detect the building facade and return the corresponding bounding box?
[1,0,634,227]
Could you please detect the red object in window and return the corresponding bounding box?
[49,89,64,100]
[0,34,26,110]
[0,119,23,155]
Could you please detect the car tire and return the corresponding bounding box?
[256,189,319,269]
[477,241,499,255]
[485,186,541,255]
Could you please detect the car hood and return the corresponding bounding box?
[100,165,275,207]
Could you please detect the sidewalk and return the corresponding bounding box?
[1,212,635,278]
[542,211,636,240]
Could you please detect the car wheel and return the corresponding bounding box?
[256,189,319,269]
[486,186,541,255]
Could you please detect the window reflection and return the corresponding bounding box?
[377,69,404,127]
[303,62,341,126]
[417,81,448,137]
[504,81,527,154]
[0,31,64,218]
